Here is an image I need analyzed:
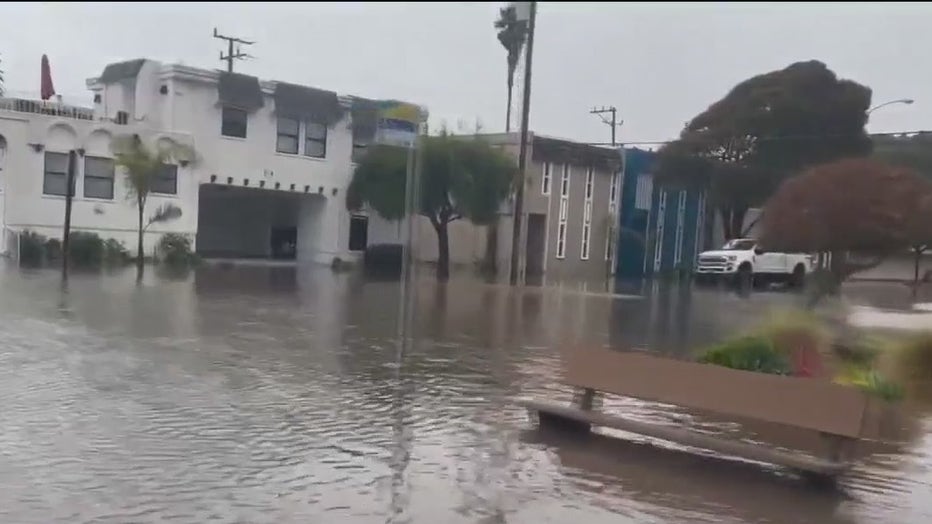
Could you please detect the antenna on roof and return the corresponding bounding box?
[213,27,255,73]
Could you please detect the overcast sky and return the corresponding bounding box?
[1,2,929,146]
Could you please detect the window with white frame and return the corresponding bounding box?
[43,151,72,196]
[276,117,300,154]
[561,164,570,197]
[581,168,593,260]
[541,162,551,195]
[606,170,619,261]
[276,118,328,158]
[83,156,115,199]
[556,164,570,259]
[221,107,248,138]
[653,190,667,272]
[304,122,327,158]
[635,173,653,211]
[673,190,687,266]
[609,171,619,207]
[152,164,178,195]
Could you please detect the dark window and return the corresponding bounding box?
[304,121,327,158]
[83,156,115,199]
[115,111,129,125]
[152,164,177,195]
[276,117,299,154]
[43,151,72,196]
[349,215,368,251]
[221,106,248,138]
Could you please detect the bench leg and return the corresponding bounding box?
[573,387,598,411]
[819,432,855,464]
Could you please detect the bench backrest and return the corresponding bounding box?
[563,347,870,439]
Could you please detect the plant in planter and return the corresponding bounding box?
[698,336,792,375]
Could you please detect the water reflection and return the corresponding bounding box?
[0,262,929,523]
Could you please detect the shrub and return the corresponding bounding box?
[157,233,197,267]
[18,231,48,267]
[835,367,904,402]
[754,309,831,377]
[67,231,104,268]
[698,336,793,375]
[103,239,130,266]
[45,238,62,262]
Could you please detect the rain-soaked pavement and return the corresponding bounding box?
[0,262,929,523]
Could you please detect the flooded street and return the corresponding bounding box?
[0,263,929,523]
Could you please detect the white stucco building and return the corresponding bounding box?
[0,58,413,264]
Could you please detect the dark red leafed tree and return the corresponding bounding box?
[761,158,932,299]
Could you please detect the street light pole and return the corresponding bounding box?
[867,98,914,115]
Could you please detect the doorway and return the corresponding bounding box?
[525,213,547,277]
[270,227,297,260]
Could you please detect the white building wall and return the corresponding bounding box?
[0,111,196,255]
[0,58,385,265]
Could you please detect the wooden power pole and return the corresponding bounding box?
[509,1,537,286]
[213,28,255,73]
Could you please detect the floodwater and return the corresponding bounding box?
[0,263,930,523]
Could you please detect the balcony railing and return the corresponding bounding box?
[0,97,95,121]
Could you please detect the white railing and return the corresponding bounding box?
[0,97,95,121]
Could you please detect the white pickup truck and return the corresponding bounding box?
[695,238,814,288]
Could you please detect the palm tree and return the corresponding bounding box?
[112,134,193,280]
[495,6,527,134]
[484,7,528,275]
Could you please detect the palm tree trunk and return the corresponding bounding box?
[914,247,922,288]
[136,202,145,281]
[436,220,450,281]
[504,78,514,133]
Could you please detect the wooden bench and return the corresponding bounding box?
[520,347,892,479]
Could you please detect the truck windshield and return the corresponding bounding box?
[721,239,757,251]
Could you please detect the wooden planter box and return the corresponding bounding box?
[522,347,900,477]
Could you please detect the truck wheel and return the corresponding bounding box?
[790,264,806,289]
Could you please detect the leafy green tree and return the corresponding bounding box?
[657,61,872,240]
[347,133,516,280]
[112,134,193,280]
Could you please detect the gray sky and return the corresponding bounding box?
[1,2,929,146]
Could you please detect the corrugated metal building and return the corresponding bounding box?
[614,148,708,280]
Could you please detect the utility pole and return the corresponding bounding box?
[61,150,76,281]
[509,1,537,286]
[213,28,254,73]
[590,106,622,146]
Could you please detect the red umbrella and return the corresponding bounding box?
[40,54,55,101]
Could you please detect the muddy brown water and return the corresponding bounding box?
[0,263,929,523]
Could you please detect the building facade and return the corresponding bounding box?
[423,132,622,281]
[615,147,707,280]
[0,58,414,264]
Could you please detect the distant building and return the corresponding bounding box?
[403,132,622,280]
[614,148,707,280]
[0,58,419,265]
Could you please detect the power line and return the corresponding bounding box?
[581,129,932,148]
